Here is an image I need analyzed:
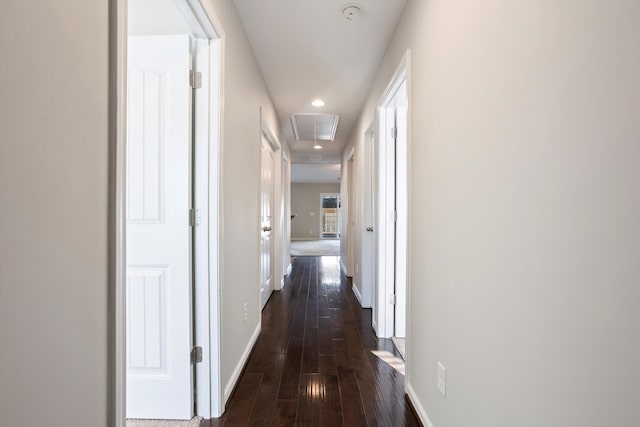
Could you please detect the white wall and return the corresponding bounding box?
[206,0,285,401]
[291,183,340,239]
[344,1,640,425]
[0,2,110,426]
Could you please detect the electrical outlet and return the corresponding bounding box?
[437,362,446,397]
[243,302,248,323]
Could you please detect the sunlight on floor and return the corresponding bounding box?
[320,256,341,286]
[371,350,406,375]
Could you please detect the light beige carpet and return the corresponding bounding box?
[290,239,340,256]
[126,416,203,427]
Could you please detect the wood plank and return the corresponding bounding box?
[317,317,334,355]
[221,373,263,426]
[272,399,297,427]
[319,373,343,427]
[277,337,303,399]
[248,353,286,426]
[295,374,322,426]
[318,355,337,377]
[301,327,319,374]
[335,366,368,427]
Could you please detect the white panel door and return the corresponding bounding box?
[362,129,375,309]
[260,135,274,309]
[126,35,193,420]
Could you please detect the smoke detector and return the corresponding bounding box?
[342,5,360,21]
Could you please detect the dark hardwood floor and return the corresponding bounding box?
[203,256,421,427]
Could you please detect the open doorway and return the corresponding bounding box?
[320,193,340,239]
[375,53,410,362]
[346,150,356,275]
[260,119,280,310]
[114,0,224,424]
[289,164,341,257]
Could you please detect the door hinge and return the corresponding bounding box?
[189,208,196,227]
[389,294,397,305]
[393,211,398,222]
[191,346,203,364]
[190,70,202,89]
[391,127,397,139]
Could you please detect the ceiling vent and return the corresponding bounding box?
[290,113,340,141]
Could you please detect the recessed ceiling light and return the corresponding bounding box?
[311,99,325,107]
[313,143,323,150]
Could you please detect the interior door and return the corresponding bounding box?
[362,129,375,310]
[260,134,274,309]
[126,35,194,420]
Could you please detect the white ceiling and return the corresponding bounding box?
[233,0,407,178]
[291,163,342,183]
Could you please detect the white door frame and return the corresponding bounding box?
[109,1,226,424]
[282,152,292,280]
[345,147,356,276]
[375,51,411,342]
[361,123,376,312]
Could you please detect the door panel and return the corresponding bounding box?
[362,129,375,309]
[260,135,274,309]
[126,35,193,420]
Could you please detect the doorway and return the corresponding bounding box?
[346,149,356,276]
[260,130,276,310]
[113,0,224,424]
[376,53,410,360]
[320,193,340,239]
[361,125,376,313]
[282,153,292,279]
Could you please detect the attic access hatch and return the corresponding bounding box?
[290,113,340,141]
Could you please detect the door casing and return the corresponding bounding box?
[375,51,411,352]
[109,1,226,425]
[361,124,376,312]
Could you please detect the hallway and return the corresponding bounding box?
[206,256,420,426]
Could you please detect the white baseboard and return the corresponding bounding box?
[223,323,261,404]
[352,282,363,306]
[406,380,435,427]
[279,264,292,290]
